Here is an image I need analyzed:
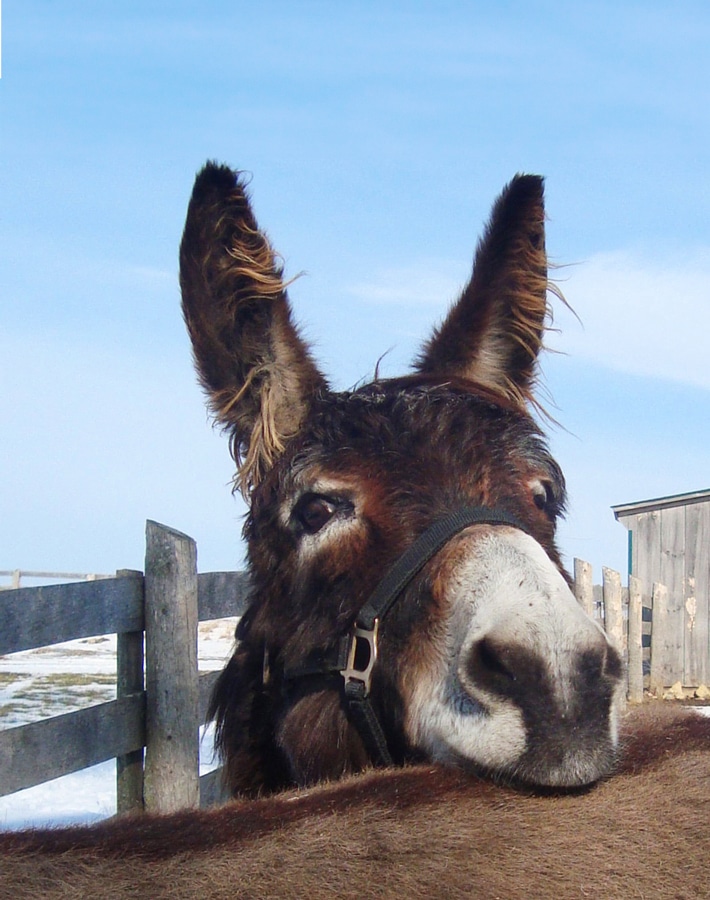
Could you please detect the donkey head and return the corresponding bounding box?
[180,163,624,796]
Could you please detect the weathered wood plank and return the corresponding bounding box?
[659,508,686,685]
[0,694,145,797]
[649,582,670,695]
[197,571,251,621]
[143,521,199,813]
[633,511,662,595]
[602,567,625,657]
[634,512,661,686]
[116,629,145,813]
[684,502,710,686]
[116,568,146,815]
[0,575,144,656]
[0,570,249,657]
[627,576,644,703]
[573,559,594,619]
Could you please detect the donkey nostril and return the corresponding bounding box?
[470,637,516,684]
[464,636,546,702]
[577,642,623,690]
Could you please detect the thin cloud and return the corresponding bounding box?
[346,260,467,308]
[549,249,710,392]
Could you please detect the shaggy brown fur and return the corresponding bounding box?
[0,706,707,899]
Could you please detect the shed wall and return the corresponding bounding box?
[617,499,710,687]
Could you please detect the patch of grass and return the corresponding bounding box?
[34,673,116,688]
[1,672,119,727]
[7,675,116,707]
[0,672,24,686]
[10,687,52,704]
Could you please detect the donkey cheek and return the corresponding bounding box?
[403,683,527,771]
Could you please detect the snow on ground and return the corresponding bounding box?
[0,620,236,829]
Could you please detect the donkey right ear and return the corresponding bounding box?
[180,163,328,494]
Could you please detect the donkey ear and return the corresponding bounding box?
[180,163,328,494]
[415,175,551,408]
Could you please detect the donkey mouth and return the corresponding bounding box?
[438,700,620,789]
[408,655,622,790]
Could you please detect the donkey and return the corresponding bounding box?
[178,162,625,796]
[1,705,709,899]
[0,171,707,900]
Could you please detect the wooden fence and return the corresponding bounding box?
[573,560,709,702]
[1,527,704,817]
[0,521,250,814]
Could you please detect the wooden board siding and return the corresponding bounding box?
[684,502,710,685]
[615,493,710,689]
[660,507,686,685]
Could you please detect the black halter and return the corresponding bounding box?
[281,505,530,767]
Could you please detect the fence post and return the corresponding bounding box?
[627,575,644,704]
[116,568,145,815]
[602,567,625,656]
[649,582,669,698]
[143,521,199,813]
[573,559,595,619]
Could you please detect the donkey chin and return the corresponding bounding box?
[404,527,626,789]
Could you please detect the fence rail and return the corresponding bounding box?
[2,526,707,817]
[0,570,110,590]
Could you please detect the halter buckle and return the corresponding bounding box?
[340,618,380,696]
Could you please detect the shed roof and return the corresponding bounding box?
[612,488,710,519]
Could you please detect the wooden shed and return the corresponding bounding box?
[612,489,710,689]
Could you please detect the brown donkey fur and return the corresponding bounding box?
[0,705,708,899]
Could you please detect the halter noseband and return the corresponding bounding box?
[281,505,530,767]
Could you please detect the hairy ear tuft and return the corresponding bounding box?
[180,163,327,494]
[416,174,561,410]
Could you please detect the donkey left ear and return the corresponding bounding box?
[415,175,551,409]
[180,163,328,495]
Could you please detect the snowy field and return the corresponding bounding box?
[0,619,237,830]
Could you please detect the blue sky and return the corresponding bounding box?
[2,1,709,583]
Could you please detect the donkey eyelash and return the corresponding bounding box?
[530,478,561,519]
[290,492,356,536]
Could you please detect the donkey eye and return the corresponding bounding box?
[292,494,350,535]
[531,479,558,518]
[532,484,548,510]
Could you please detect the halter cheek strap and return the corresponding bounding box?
[356,506,530,630]
[282,505,530,767]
